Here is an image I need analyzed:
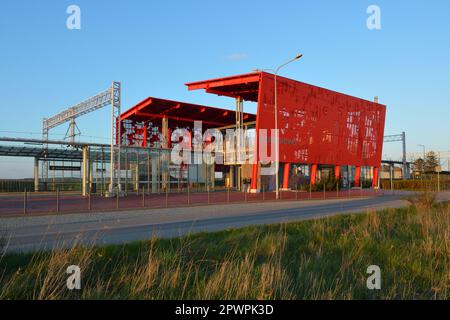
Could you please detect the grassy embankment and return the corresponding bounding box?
[0,194,448,299]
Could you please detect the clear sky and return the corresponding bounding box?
[0,0,449,178]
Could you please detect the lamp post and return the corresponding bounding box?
[418,144,426,160]
[253,53,303,199]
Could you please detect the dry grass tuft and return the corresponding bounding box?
[405,190,438,210]
[1,203,449,300]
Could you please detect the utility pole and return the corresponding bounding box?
[383,133,410,179]
[402,131,409,179]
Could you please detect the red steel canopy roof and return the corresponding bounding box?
[121,97,256,129]
[185,72,261,102]
[185,71,383,106]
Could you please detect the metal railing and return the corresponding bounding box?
[1,185,385,216]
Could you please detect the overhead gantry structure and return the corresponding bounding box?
[42,81,122,196]
[383,132,409,179]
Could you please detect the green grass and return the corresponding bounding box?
[0,201,449,300]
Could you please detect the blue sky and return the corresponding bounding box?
[0,0,449,177]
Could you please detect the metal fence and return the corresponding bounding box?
[2,168,448,216]
[0,186,384,216]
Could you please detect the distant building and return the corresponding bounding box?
[380,165,403,179]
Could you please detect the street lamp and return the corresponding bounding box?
[274,54,302,199]
[253,53,303,199]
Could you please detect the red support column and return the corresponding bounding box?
[282,163,290,189]
[372,167,379,187]
[335,165,341,181]
[355,166,361,187]
[250,163,258,190]
[188,131,192,149]
[142,123,148,147]
[310,164,317,185]
[167,128,172,149]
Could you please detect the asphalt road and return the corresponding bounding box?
[1,192,449,253]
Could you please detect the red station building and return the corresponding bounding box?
[120,71,386,191]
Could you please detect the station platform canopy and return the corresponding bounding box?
[0,145,83,161]
[121,97,256,130]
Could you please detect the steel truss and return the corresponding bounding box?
[383,132,409,179]
[110,82,122,195]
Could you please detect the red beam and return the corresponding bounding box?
[161,103,181,115]
[135,112,225,127]
[120,97,152,120]
[205,88,237,98]
[186,72,261,91]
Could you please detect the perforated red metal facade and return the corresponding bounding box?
[257,73,386,167]
[186,71,386,168]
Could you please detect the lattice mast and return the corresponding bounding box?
[41,81,122,195]
[109,81,121,194]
